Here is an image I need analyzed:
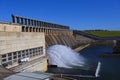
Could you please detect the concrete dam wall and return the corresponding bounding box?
[11,15,79,48]
[0,15,92,73]
[45,30,77,48]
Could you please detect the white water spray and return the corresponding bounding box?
[46,45,85,68]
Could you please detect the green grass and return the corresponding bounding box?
[84,31,120,37]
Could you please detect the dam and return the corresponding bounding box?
[0,15,92,74]
[0,15,119,80]
[11,15,79,48]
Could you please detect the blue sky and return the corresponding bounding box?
[0,0,120,30]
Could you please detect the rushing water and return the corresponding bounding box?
[46,45,85,68]
[47,45,120,80]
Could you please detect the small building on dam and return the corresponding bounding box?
[0,15,82,73]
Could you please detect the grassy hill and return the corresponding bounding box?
[83,30,120,37]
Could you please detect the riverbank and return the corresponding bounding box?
[74,44,90,52]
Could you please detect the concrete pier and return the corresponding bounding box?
[74,44,90,52]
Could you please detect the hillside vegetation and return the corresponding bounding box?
[83,30,120,37]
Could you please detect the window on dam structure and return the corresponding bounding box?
[1,46,43,67]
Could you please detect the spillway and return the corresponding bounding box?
[46,45,85,68]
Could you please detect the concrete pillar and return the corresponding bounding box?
[16,52,18,63]
[43,22,45,27]
[52,30,54,35]
[40,28,42,32]
[42,22,44,27]
[28,27,30,32]
[25,19,28,25]
[6,53,8,63]
[11,53,13,66]
[49,24,50,27]
[54,24,56,28]
[22,26,26,32]
[26,27,28,32]
[37,21,39,26]
[24,50,27,57]
[41,22,43,27]
[31,20,34,26]
[44,28,46,33]
[42,28,44,32]
[27,50,29,57]
[39,22,41,27]
[51,24,53,27]
[34,21,36,26]
[45,23,46,27]
[47,29,48,34]
[45,29,47,34]
[38,28,40,32]
[50,29,52,34]
[12,15,16,23]
[16,17,20,23]
[50,24,52,28]
[33,28,35,32]
[50,29,51,34]
[38,21,40,26]
[44,23,46,27]
[24,27,26,32]
[38,28,39,32]
[36,21,38,26]
[21,18,24,24]
[49,24,51,28]
[35,28,37,32]
[28,19,30,25]
[49,29,51,34]
[39,28,41,32]
[35,20,38,26]
[32,27,33,32]
[46,29,48,34]
[57,25,60,29]
[46,23,48,27]
[36,28,39,32]
[29,27,32,32]
[26,27,30,32]
[33,28,36,32]
[47,23,49,27]
[48,29,49,34]
[30,20,31,26]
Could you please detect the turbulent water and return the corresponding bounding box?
[46,45,85,68]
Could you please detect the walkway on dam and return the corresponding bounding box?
[10,56,47,72]
[74,30,120,40]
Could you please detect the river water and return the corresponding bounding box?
[80,46,120,80]
[48,46,120,80]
